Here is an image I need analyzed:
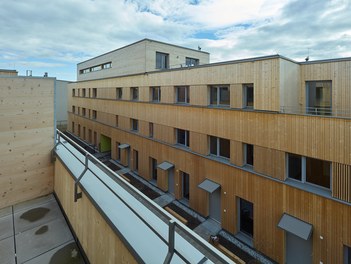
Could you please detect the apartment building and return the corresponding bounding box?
[67,39,351,263]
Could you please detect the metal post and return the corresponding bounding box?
[74,153,89,202]
[163,220,176,264]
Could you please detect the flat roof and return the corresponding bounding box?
[78,38,209,65]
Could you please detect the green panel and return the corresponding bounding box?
[100,134,111,152]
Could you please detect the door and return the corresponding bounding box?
[168,169,174,195]
[286,232,312,264]
[209,189,221,223]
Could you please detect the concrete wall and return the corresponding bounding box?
[0,76,55,209]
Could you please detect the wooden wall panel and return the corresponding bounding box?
[254,146,285,180]
[157,169,168,192]
[230,140,244,166]
[0,77,54,209]
[190,85,208,106]
[161,85,175,104]
[333,162,351,202]
[154,124,174,144]
[54,160,137,264]
[230,84,243,108]
[138,86,149,102]
[190,132,208,155]
[138,120,149,137]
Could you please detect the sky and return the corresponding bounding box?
[1,0,350,81]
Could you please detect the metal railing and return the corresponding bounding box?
[280,106,351,118]
[53,129,232,264]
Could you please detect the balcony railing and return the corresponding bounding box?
[53,130,233,263]
[280,106,351,118]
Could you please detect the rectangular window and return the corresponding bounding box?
[239,198,254,238]
[209,136,230,159]
[115,115,119,127]
[116,88,122,99]
[210,86,230,106]
[72,89,76,97]
[131,87,139,101]
[92,88,97,98]
[151,87,161,102]
[156,52,169,69]
[150,157,158,181]
[244,84,254,108]
[72,122,75,133]
[344,245,351,264]
[287,154,331,189]
[72,106,75,113]
[77,107,80,115]
[133,149,139,172]
[92,110,97,120]
[82,88,86,97]
[176,129,190,147]
[131,119,138,131]
[102,62,112,69]
[176,86,190,104]
[185,57,199,66]
[306,81,332,115]
[181,171,190,200]
[245,144,254,166]
[149,123,154,138]
[82,108,86,116]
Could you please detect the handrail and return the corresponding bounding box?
[54,129,232,264]
[280,106,351,118]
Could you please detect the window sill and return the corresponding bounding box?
[208,154,231,164]
[175,143,190,149]
[208,104,230,109]
[285,178,331,197]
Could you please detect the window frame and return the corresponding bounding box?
[243,84,254,109]
[176,86,190,104]
[156,52,169,69]
[151,86,161,102]
[209,136,230,159]
[244,144,254,167]
[116,88,123,100]
[185,57,199,67]
[131,118,139,132]
[176,129,190,148]
[131,87,139,101]
[209,85,230,107]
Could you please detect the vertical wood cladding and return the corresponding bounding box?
[333,162,351,202]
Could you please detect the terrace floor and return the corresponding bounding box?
[0,194,85,264]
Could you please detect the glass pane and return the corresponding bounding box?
[177,87,186,103]
[219,138,230,158]
[209,136,217,155]
[246,144,254,166]
[288,154,302,180]
[182,172,190,199]
[219,87,230,105]
[240,198,254,237]
[246,86,254,107]
[210,87,217,105]
[177,129,186,145]
[186,86,190,103]
[306,157,330,188]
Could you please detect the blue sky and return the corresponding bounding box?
[1,0,350,81]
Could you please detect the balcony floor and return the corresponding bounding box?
[0,194,85,264]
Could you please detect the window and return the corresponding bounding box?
[77,124,81,137]
[344,245,351,264]
[150,157,158,181]
[102,62,112,69]
[176,86,190,104]
[210,86,230,106]
[209,136,230,159]
[131,119,138,131]
[92,110,97,120]
[176,129,190,147]
[185,57,199,67]
[149,123,154,138]
[181,171,190,200]
[116,88,122,99]
[243,84,254,108]
[91,65,102,72]
[156,52,169,69]
[72,122,75,133]
[238,198,254,238]
[72,106,75,113]
[82,88,86,97]
[88,129,92,143]
[92,88,97,98]
[72,89,76,97]
[77,107,80,115]
[133,150,139,172]
[131,87,139,101]
[287,154,331,189]
[82,108,86,116]
[115,115,119,127]
[245,144,254,166]
[306,81,332,115]
[151,87,161,102]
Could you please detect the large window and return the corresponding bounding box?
[150,158,158,181]
[176,86,190,104]
[131,119,138,132]
[306,81,332,115]
[82,88,86,97]
[116,88,122,99]
[238,198,254,238]
[151,87,161,102]
[181,171,190,200]
[176,129,190,147]
[245,144,254,166]
[131,87,139,101]
[244,84,254,108]
[156,52,169,69]
[287,154,331,189]
[185,57,199,66]
[209,136,230,159]
[210,86,230,106]
[92,110,97,120]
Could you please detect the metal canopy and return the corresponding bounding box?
[278,213,313,240]
[157,161,174,171]
[118,144,130,149]
[198,179,221,194]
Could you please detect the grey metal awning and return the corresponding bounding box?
[157,161,174,171]
[198,179,221,194]
[278,213,313,240]
[118,144,130,149]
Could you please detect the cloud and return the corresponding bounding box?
[0,0,350,80]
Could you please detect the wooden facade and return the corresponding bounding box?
[0,76,54,209]
[67,55,351,263]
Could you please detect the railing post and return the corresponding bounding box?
[74,153,89,202]
[163,220,176,264]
